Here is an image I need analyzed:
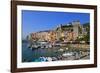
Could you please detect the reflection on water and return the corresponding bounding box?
[22,41,62,62]
[22,41,90,62]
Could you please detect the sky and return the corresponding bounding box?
[22,10,90,39]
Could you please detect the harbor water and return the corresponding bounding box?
[22,40,90,62]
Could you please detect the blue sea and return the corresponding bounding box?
[22,41,61,62]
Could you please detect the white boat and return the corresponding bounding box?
[58,48,64,52]
[47,57,52,61]
[62,52,73,57]
[65,47,68,50]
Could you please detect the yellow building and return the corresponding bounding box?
[48,31,56,42]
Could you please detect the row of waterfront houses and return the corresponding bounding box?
[27,20,88,42]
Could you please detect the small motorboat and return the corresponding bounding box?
[62,52,73,57]
[58,48,64,52]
